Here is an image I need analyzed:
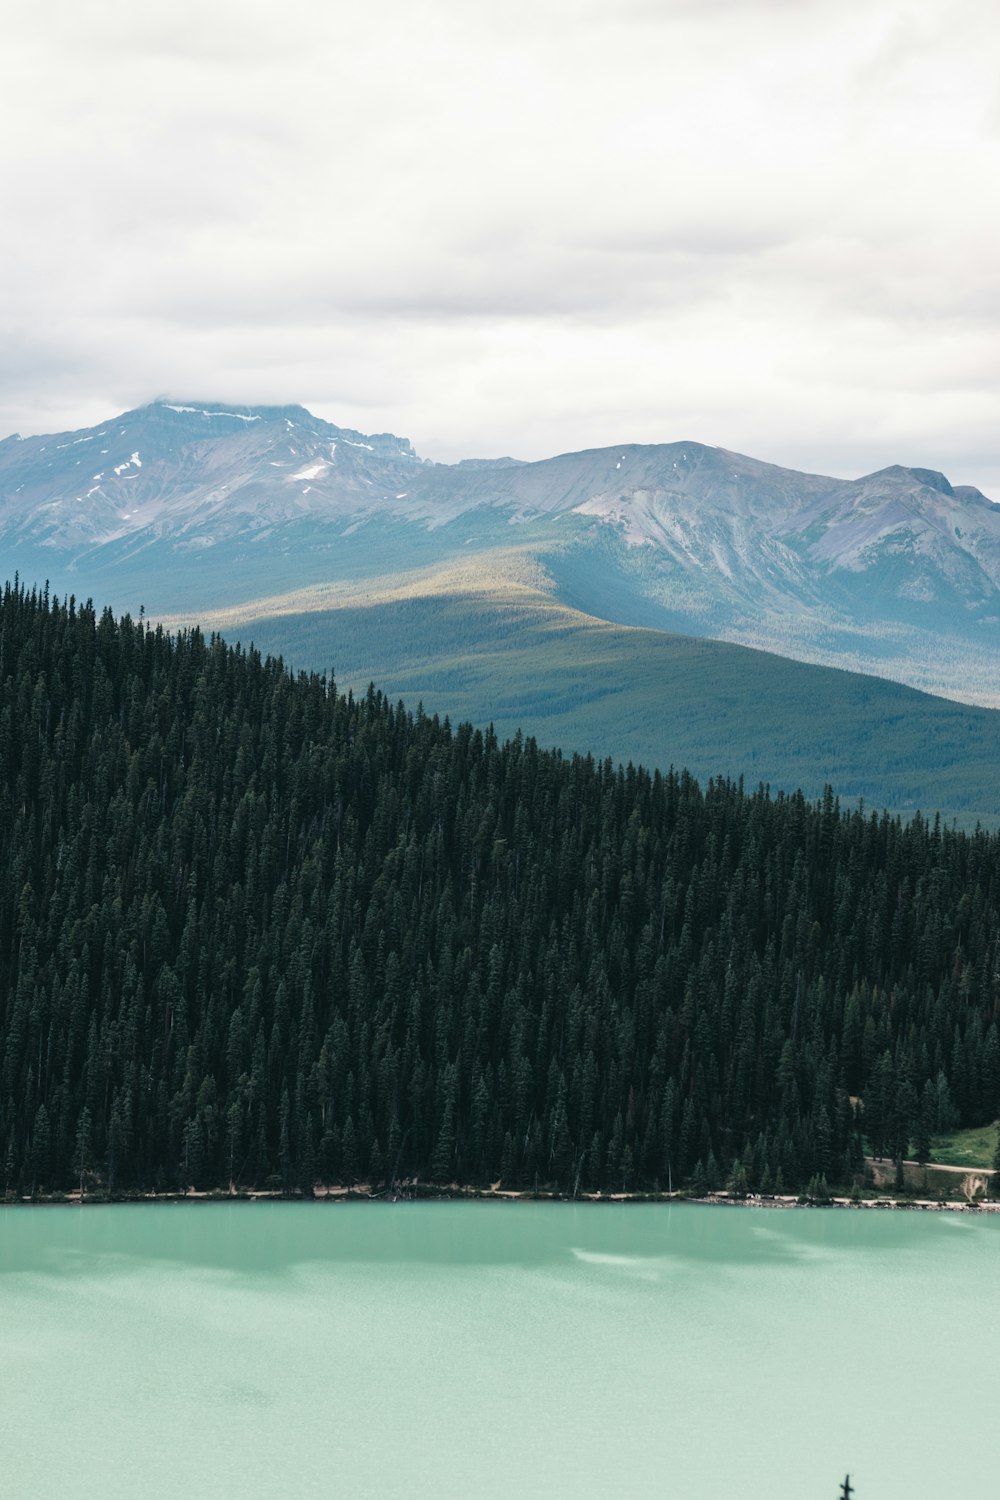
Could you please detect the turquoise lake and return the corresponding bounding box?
[1,1201,996,1499]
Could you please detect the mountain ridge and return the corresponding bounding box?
[1,399,998,708]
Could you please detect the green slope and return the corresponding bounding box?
[206,588,1000,827]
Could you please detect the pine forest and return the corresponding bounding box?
[2,583,999,1200]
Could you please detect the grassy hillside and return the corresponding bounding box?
[179,583,1000,826]
[931,1124,999,1169]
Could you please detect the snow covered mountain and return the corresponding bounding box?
[1,400,998,704]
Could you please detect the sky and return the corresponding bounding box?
[1,0,998,492]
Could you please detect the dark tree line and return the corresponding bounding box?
[1,582,999,1199]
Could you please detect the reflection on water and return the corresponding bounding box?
[1,1202,997,1500]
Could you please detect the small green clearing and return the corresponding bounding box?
[932,1122,999,1169]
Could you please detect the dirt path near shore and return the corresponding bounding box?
[866,1155,994,1176]
[911,1159,994,1175]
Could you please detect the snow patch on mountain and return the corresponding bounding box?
[164,405,261,423]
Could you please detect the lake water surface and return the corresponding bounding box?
[1,1201,996,1499]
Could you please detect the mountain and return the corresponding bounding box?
[0,401,421,553]
[2,399,1000,825]
[1,400,998,704]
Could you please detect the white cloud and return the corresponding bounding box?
[1,0,998,494]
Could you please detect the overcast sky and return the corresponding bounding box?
[2,0,998,491]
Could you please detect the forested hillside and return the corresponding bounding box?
[236,588,1000,828]
[2,584,999,1200]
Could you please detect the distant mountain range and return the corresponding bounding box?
[1,400,997,705]
[2,399,999,823]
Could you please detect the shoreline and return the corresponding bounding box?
[5,1180,1000,1213]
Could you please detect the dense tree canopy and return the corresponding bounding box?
[1,583,999,1199]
